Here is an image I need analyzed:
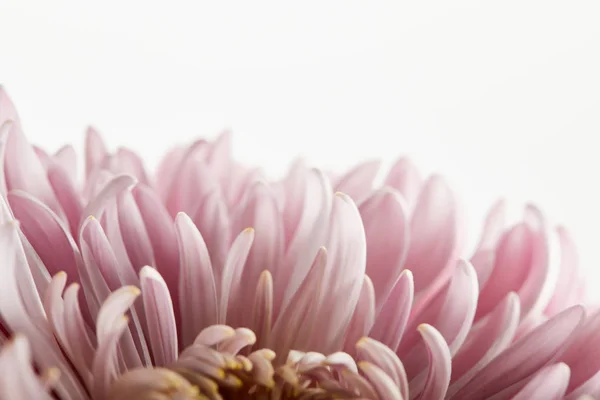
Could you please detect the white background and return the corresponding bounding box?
[1,1,599,295]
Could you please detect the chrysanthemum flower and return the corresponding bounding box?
[0,87,595,399]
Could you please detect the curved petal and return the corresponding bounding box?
[140,266,178,367]
[175,212,218,347]
[405,175,458,294]
[384,157,423,210]
[334,159,381,203]
[359,187,410,311]
[399,260,478,379]
[512,363,570,400]
[307,193,366,354]
[369,270,414,352]
[414,324,452,400]
[453,305,584,399]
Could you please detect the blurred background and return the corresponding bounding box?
[1,1,599,292]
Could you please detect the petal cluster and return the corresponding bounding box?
[0,87,594,400]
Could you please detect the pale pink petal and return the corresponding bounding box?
[231,181,284,328]
[117,190,155,271]
[0,335,55,400]
[132,184,180,302]
[453,305,584,399]
[84,126,108,178]
[512,363,570,400]
[476,223,535,320]
[252,270,274,349]
[0,87,19,123]
[165,147,216,217]
[559,309,600,393]
[8,190,80,283]
[448,292,520,396]
[566,370,600,400]
[114,147,150,185]
[81,174,136,225]
[358,361,404,400]
[405,175,458,294]
[357,337,409,399]
[334,159,381,203]
[280,158,308,246]
[545,227,581,316]
[0,121,11,197]
[278,169,333,316]
[219,228,255,324]
[414,324,452,400]
[399,260,478,380]
[154,146,185,203]
[140,266,178,367]
[370,270,414,352]
[359,187,410,311]
[272,247,328,358]
[308,193,366,354]
[344,275,376,353]
[384,157,423,210]
[175,212,218,347]
[47,163,84,236]
[0,222,87,399]
[53,144,78,185]
[4,122,65,218]
[191,189,231,284]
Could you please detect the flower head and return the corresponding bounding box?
[0,87,594,399]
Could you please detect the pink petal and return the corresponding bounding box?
[8,190,80,284]
[559,309,600,393]
[414,324,452,400]
[132,184,180,302]
[0,335,54,400]
[344,275,376,353]
[81,174,136,226]
[358,361,404,400]
[174,212,218,347]
[405,175,458,294]
[334,159,381,203]
[566,370,600,400]
[453,305,584,399]
[399,260,478,380]
[165,146,216,217]
[359,187,410,311]
[4,122,64,218]
[155,146,185,203]
[191,189,230,285]
[278,169,332,314]
[84,126,108,178]
[448,292,520,396]
[0,222,87,399]
[47,162,84,236]
[272,247,328,357]
[53,145,78,185]
[219,228,255,324]
[545,227,581,316]
[114,148,150,185]
[231,181,284,328]
[475,223,534,320]
[0,87,19,123]
[117,190,155,271]
[384,157,423,210]
[512,363,570,400]
[252,270,274,349]
[370,270,414,352]
[140,266,178,366]
[357,337,409,399]
[308,193,366,354]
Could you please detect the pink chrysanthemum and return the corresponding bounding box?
[0,87,595,400]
